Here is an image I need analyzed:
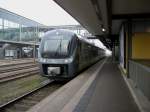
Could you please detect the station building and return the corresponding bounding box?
[0,1,150,111]
[26,1,150,112]
[0,8,44,59]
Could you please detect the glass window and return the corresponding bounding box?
[41,38,70,58]
[21,25,37,42]
[3,26,19,41]
[14,22,19,28]
[0,18,2,26]
[0,19,39,42]
[4,20,9,27]
[4,19,19,28]
[44,39,61,53]
[0,25,2,29]
[61,40,70,54]
[4,26,9,29]
[39,32,45,38]
[0,18,3,40]
[9,21,19,28]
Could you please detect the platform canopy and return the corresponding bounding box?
[54,0,150,36]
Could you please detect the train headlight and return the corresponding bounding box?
[64,58,73,63]
[40,58,46,62]
[64,59,69,63]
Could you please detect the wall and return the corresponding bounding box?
[132,33,150,59]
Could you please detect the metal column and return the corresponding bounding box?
[127,20,132,78]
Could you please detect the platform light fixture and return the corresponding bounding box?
[102,28,106,32]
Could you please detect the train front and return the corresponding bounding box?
[38,30,77,80]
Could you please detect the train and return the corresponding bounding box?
[38,29,106,80]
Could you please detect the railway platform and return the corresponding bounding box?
[27,58,146,112]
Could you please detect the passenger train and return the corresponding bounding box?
[38,29,105,80]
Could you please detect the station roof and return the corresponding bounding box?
[0,40,39,47]
[0,8,44,27]
[54,0,150,36]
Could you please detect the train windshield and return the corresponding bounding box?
[41,38,71,58]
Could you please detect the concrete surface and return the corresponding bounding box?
[27,58,140,112]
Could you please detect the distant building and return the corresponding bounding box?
[0,8,45,59]
[0,8,44,43]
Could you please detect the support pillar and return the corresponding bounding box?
[127,20,132,78]
[111,36,115,62]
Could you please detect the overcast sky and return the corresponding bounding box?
[0,0,79,26]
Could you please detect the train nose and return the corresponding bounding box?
[48,67,61,75]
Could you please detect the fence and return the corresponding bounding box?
[129,60,150,100]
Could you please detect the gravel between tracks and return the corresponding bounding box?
[0,75,48,106]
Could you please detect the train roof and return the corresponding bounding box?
[77,35,106,50]
[44,29,75,37]
[42,29,105,50]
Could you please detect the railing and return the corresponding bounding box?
[129,60,150,100]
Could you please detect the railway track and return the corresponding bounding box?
[0,59,37,68]
[0,67,39,83]
[0,80,62,112]
[0,59,39,83]
[0,61,37,68]
[0,63,37,74]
